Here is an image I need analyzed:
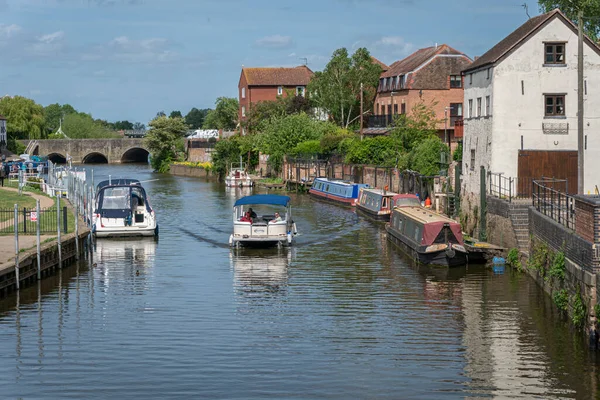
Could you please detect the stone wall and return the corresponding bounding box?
[169,164,212,178]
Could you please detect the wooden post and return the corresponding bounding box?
[14,203,19,290]
[36,200,41,280]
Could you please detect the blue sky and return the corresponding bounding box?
[0,0,543,124]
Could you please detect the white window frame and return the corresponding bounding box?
[485,95,490,116]
[241,87,245,99]
[277,86,283,96]
[468,99,473,118]
[296,86,305,97]
[476,97,482,117]
[241,106,246,117]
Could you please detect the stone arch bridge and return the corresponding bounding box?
[28,139,150,164]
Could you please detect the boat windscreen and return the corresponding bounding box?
[97,187,132,218]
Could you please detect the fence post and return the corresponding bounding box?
[57,194,62,269]
[36,199,41,280]
[558,191,562,225]
[74,201,79,260]
[63,206,67,233]
[479,166,487,242]
[14,203,19,290]
[509,177,512,203]
[23,207,27,233]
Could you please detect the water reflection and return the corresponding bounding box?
[230,247,294,297]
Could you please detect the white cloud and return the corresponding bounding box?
[376,36,407,46]
[82,35,177,63]
[0,23,21,38]
[28,30,65,55]
[255,34,293,49]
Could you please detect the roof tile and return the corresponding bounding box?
[243,66,313,86]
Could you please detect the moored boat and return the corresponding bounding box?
[225,159,253,187]
[356,188,398,221]
[93,178,158,238]
[386,204,467,267]
[229,194,297,248]
[308,177,369,207]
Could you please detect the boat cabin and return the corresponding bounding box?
[309,178,369,206]
[356,188,398,220]
[392,194,421,208]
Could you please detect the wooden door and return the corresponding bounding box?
[517,150,577,197]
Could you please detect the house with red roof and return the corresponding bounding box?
[238,65,313,133]
[368,44,472,150]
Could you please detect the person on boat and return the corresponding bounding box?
[248,208,257,219]
[240,211,253,223]
[270,212,282,223]
[425,197,432,208]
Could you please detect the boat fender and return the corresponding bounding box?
[287,232,292,244]
[493,256,506,264]
[229,235,233,246]
[292,222,298,235]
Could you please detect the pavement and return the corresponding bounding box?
[0,186,57,265]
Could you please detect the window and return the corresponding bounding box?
[545,42,565,64]
[400,75,406,89]
[485,96,490,116]
[277,86,283,95]
[468,99,473,118]
[469,73,473,85]
[387,104,392,115]
[486,68,491,79]
[450,75,462,88]
[241,87,246,99]
[296,86,305,96]
[545,94,565,116]
[470,149,475,171]
[401,103,406,114]
[241,106,246,117]
[376,103,380,115]
[393,104,398,115]
[476,97,482,117]
[450,103,463,117]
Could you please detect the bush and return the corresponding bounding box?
[553,289,568,311]
[548,251,566,282]
[572,290,587,328]
[453,142,463,162]
[411,136,449,176]
[506,248,522,270]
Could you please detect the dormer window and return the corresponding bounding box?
[400,75,406,89]
[545,43,565,64]
[450,75,461,88]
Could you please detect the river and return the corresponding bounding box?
[0,164,598,399]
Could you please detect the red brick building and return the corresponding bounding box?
[369,44,472,149]
[238,65,313,132]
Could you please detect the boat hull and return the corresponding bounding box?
[386,225,467,267]
[308,190,356,207]
[94,225,157,238]
[356,205,391,221]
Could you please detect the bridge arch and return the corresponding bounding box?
[48,153,67,164]
[82,152,108,164]
[121,147,149,163]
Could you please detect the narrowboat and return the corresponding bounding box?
[356,188,398,221]
[229,194,297,248]
[386,205,467,267]
[93,178,158,238]
[308,177,369,207]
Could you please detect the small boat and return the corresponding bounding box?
[386,198,467,267]
[229,194,297,248]
[93,178,158,238]
[225,158,253,187]
[356,188,398,221]
[308,177,369,207]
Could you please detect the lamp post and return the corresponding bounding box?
[444,106,454,150]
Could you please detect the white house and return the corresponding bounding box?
[461,9,600,200]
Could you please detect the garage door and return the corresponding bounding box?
[517,150,577,197]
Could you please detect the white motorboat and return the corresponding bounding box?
[229,194,297,248]
[92,178,158,238]
[225,159,253,187]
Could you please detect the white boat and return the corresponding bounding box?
[92,178,158,238]
[225,159,253,187]
[229,194,297,248]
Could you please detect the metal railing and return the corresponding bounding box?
[367,115,394,128]
[0,206,67,234]
[532,178,575,230]
[487,172,520,202]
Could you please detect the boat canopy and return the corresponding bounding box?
[97,178,141,191]
[234,194,290,207]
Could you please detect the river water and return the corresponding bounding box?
[1,164,599,399]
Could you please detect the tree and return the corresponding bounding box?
[211,136,243,177]
[411,136,449,176]
[185,107,210,129]
[202,97,238,130]
[113,120,134,130]
[539,1,600,40]
[309,47,382,128]
[133,122,146,131]
[169,110,183,119]
[144,116,188,172]
[44,103,76,132]
[156,111,166,118]
[61,113,118,139]
[389,100,441,153]
[0,96,45,140]
[254,113,331,172]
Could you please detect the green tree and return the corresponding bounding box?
[309,47,382,128]
[144,116,188,172]
[0,96,45,140]
[156,111,166,118]
[290,140,322,158]
[389,100,441,153]
[202,97,238,130]
[411,136,449,176]
[341,136,399,167]
[61,113,118,139]
[133,122,146,131]
[211,136,243,177]
[113,120,134,130]
[185,107,210,129]
[44,103,77,132]
[169,110,183,119]
[539,1,600,40]
[254,113,330,172]
[243,90,313,133]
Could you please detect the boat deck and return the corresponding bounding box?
[396,206,457,224]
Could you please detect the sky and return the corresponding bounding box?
[0,0,545,124]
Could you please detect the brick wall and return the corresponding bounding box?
[575,196,600,244]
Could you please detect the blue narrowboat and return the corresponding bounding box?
[308,178,369,207]
[356,188,398,221]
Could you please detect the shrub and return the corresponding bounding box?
[553,289,568,311]
[506,248,522,271]
[572,291,587,329]
[548,251,566,282]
